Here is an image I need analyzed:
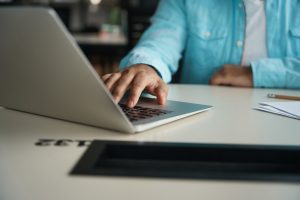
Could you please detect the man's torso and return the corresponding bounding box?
[180,0,300,84]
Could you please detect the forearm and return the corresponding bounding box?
[120,0,187,83]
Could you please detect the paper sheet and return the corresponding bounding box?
[255,101,300,120]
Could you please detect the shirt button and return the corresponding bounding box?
[236,40,243,48]
[204,31,211,38]
[239,3,243,8]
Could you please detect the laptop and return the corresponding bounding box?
[0,7,212,133]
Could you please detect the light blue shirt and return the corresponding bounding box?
[120,0,300,89]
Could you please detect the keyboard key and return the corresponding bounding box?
[119,104,172,122]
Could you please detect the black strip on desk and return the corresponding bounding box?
[71,140,300,182]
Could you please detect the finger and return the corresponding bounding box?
[101,73,112,82]
[127,73,149,107]
[209,74,222,85]
[105,73,121,91]
[216,76,231,85]
[210,70,232,85]
[154,82,168,105]
[145,80,168,105]
[112,72,135,103]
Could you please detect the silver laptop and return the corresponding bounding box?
[0,7,212,133]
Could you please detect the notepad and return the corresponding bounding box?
[255,101,300,120]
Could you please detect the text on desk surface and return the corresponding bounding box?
[35,139,92,147]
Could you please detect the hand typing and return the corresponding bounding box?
[102,64,168,108]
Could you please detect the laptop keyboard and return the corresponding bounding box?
[119,104,173,122]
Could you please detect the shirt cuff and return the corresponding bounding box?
[251,59,286,88]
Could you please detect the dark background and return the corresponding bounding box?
[0,0,160,76]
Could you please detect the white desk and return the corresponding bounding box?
[1,85,300,200]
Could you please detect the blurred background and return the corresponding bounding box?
[0,0,159,76]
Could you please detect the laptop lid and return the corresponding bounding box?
[0,7,135,133]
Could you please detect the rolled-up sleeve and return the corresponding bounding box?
[120,0,187,83]
[251,57,300,89]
